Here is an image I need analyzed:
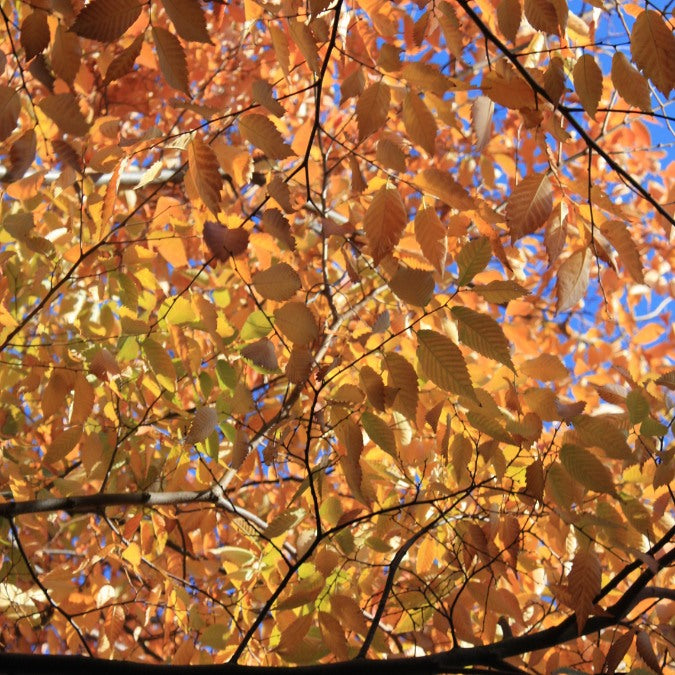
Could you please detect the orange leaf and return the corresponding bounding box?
[38,94,90,136]
[274,302,319,345]
[104,34,143,84]
[20,10,49,61]
[364,185,407,265]
[556,247,591,313]
[356,82,390,140]
[611,52,651,112]
[0,86,21,142]
[568,544,601,633]
[239,114,295,159]
[506,173,553,241]
[402,91,436,155]
[573,54,603,118]
[631,10,675,98]
[188,135,223,214]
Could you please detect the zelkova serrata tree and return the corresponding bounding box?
[0,0,674,672]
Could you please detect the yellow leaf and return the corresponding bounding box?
[364,185,407,265]
[356,82,390,140]
[568,544,601,633]
[239,114,295,159]
[631,10,675,98]
[416,536,437,576]
[402,91,436,155]
[153,27,189,94]
[72,0,142,43]
[70,375,95,425]
[559,444,615,494]
[506,173,553,241]
[416,329,476,401]
[143,338,177,391]
[274,301,319,345]
[121,542,142,568]
[161,0,212,43]
[473,280,529,304]
[556,247,591,313]
[414,207,446,274]
[573,54,603,118]
[573,414,631,460]
[451,306,515,371]
[611,52,651,112]
[188,135,223,214]
[521,354,568,381]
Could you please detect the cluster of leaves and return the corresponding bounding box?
[0,0,673,672]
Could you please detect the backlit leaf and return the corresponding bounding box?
[239,114,295,159]
[361,412,396,455]
[39,94,90,136]
[472,96,494,151]
[72,0,142,43]
[153,27,189,94]
[524,0,560,35]
[506,173,553,241]
[161,0,212,43]
[473,280,529,304]
[456,237,491,286]
[274,302,319,345]
[521,354,568,381]
[51,24,81,85]
[559,444,615,494]
[497,0,522,43]
[360,366,386,411]
[388,266,435,307]
[203,223,248,260]
[416,329,476,401]
[631,10,675,97]
[241,339,279,373]
[556,247,591,313]
[414,169,474,211]
[186,406,218,445]
[573,54,603,118]
[384,352,418,421]
[402,91,436,155]
[611,52,651,112]
[601,220,643,283]
[8,129,36,180]
[20,11,49,61]
[44,426,82,463]
[414,207,446,274]
[568,544,601,633]
[356,82,390,140]
[143,338,177,391]
[364,185,407,265]
[0,87,21,142]
[451,306,515,371]
[253,263,301,301]
[188,135,223,214]
[104,34,144,84]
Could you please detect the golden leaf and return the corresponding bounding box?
[356,82,390,140]
[556,247,591,313]
[402,91,436,155]
[274,301,319,345]
[253,262,301,301]
[631,10,675,98]
[188,135,223,214]
[572,54,603,118]
[506,173,553,241]
[364,185,407,265]
[611,52,651,112]
[239,114,295,159]
[152,27,189,94]
[451,306,515,371]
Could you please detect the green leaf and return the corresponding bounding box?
[451,306,515,371]
[241,310,274,340]
[416,329,476,401]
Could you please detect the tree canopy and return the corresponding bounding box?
[0,0,674,672]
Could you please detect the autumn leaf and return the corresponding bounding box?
[104,35,144,84]
[631,10,675,98]
[153,27,189,94]
[573,54,603,118]
[274,302,319,345]
[402,91,436,155]
[185,406,218,445]
[356,82,390,140]
[363,185,407,265]
[72,0,142,43]
[188,135,223,214]
[451,306,515,371]
[611,52,651,112]
[0,86,21,142]
[252,263,301,301]
[556,247,591,313]
[568,544,601,633]
[239,114,295,159]
[20,11,49,61]
[506,173,553,241]
[161,0,212,44]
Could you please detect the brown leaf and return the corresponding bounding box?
[39,93,90,136]
[636,630,663,675]
[252,263,302,301]
[7,129,36,180]
[274,302,319,345]
[414,207,446,274]
[497,0,521,43]
[402,91,436,155]
[72,0,142,43]
[161,0,212,43]
[239,114,295,159]
[51,24,81,85]
[104,35,144,84]
[568,544,601,633]
[472,95,494,151]
[611,52,651,112]
[241,339,279,372]
[0,86,21,142]
[153,27,189,94]
[20,11,50,61]
[203,223,248,261]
